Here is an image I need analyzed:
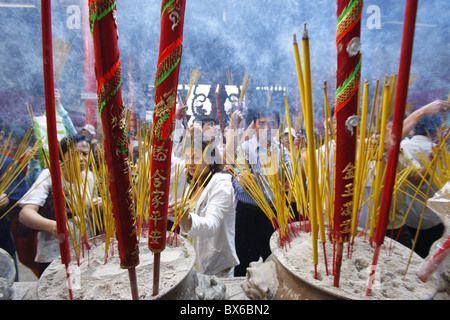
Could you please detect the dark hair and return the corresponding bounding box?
[414,115,442,137]
[186,138,223,187]
[59,134,91,162]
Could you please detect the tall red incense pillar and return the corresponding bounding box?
[148,0,186,296]
[333,0,363,287]
[40,0,73,300]
[88,0,140,299]
[367,0,418,296]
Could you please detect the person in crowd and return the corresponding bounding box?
[401,100,449,140]
[402,114,445,258]
[168,138,239,277]
[197,116,220,142]
[80,124,98,144]
[379,100,449,248]
[173,111,220,157]
[381,120,423,248]
[17,134,99,276]
[0,128,29,280]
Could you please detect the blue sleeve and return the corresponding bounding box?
[0,156,27,201]
[57,101,77,135]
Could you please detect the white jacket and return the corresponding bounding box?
[181,172,239,276]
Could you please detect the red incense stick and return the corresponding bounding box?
[148,0,186,297]
[40,0,73,300]
[89,0,140,300]
[367,0,418,296]
[215,84,224,135]
[333,0,363,287]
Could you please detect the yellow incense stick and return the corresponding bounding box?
[369,82,390,240]
[0,129,40,220]
[351,79,369,236]
[302,23,319,267]
[293,34,306,111]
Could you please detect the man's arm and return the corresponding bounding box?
[19,203,57,238]
[402,100,449,139]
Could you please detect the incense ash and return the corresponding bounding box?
[37,235,195,300]
[270,225,439,300]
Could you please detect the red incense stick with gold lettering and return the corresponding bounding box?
[333,0,363,287]
[40,0,73,300]
[148,0,186,296]
[89,0,139,300]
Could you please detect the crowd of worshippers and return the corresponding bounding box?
[1,96,449,282]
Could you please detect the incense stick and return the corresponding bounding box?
[185,68,202,105]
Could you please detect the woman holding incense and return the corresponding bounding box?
[167,139,239,278]
[17,134,98,276]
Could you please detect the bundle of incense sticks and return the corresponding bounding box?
[402,129,450,275]
[0,129,40,220]
[88,142,115,259]
[237,74,251,111]
[58,142,95,264]
[228,143,296,245]
[282,95,309,231]
[288,7,449,293]
[52,37,72,85]
[169,143,213,238]
[288,17,449,289]
[184,68,202,105]
[130,120,154,238]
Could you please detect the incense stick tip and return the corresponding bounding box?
[302,23,309,39]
